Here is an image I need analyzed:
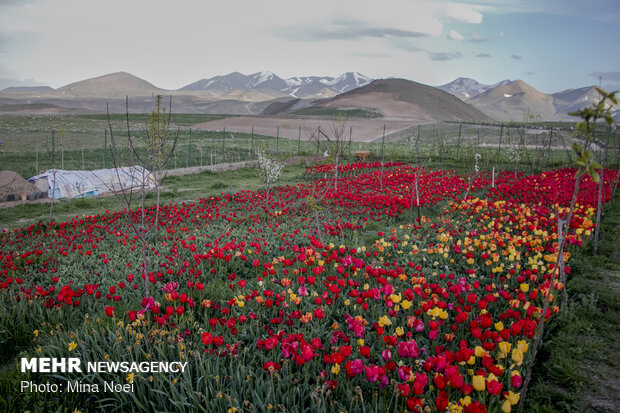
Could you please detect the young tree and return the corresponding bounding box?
[105,95,178,297]
[255,147,284,200]
[145,95,178,231]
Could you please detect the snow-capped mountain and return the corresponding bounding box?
[179,71,373,98]
[437,77,511,100]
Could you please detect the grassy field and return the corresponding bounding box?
[0,113,618,412]
[3,113,617,181]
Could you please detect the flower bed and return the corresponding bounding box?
[1,164,616,412]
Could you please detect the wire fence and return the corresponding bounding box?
[0,121,617,179]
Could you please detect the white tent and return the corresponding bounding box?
[29,166,156,199]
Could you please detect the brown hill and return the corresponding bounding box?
[467,80,558,121]
[317,78,493,121]
[57,72,164,98]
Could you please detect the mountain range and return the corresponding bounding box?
[180,71,373,99]
[436,77,512,100]
[0,71,615,121]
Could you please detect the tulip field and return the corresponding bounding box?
[1,162,617,412]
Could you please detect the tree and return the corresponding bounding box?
[105,95,178,298]
[255,146,284,200]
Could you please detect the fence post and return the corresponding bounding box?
[456,123,462,160]
[51,129,55,168]
[251,126,255,159]
[297,126,301,156]
[545,126,553,168]
[381,124,386,161]
[187,128,192,167]
[348,126,352,157]
[496,124,504,162]
[316,126,320,155]
[222,127,226,164]
[103,128,107,168]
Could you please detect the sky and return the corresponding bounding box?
[1,0,619,93]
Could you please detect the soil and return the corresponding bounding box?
[192,116,431,142]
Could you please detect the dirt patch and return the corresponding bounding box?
[192,116,429,142]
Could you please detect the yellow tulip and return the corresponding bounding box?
[501,400,512,413]
[499,341,512,354]
[472,375,486,391]
[512,348,524,364]
[506,391,520,405]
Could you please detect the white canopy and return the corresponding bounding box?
[29,166,156,199]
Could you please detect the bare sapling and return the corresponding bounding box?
[592,127,613,255]
[409,128,423,227]
[145,95,178,232]
[463,153,481,200]
[104,95,178,298]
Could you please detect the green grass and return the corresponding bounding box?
[291,107,382,118]
[0,162,312,229]
[76,113,229,126]
[527,193,620,412]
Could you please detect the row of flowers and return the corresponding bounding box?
[2,163,617,412]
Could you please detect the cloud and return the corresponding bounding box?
[427,51,463,61]
[590,71,620,82]
[510,54,522,60]
[274,21,431,42]
[467,34,491,43]
[447,30,464,41]
[390,39,426,53]
[476,53,491,58]
[443,2,484,23]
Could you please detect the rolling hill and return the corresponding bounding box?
[466,80,558,121]
[313,78,493,122]
[56,71,164,98]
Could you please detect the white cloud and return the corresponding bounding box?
[443,2,484,23]
[428,51,463,61]
[447,30,464,40]
[467,34,491,43]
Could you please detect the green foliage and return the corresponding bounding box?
[569,87,617,183]
[292,107,381,118]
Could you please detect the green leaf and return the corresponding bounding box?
[589,169,600,184]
